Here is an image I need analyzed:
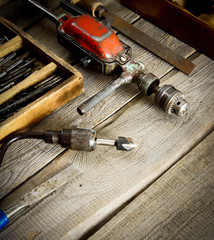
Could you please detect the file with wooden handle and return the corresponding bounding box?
[73,0,195,75]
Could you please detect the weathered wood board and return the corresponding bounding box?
[89,131,214,240]
[0,0,213,239]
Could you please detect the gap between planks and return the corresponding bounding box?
[87,130,214,240]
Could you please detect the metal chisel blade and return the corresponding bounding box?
[5,164,82,218]
[103,11,195,75]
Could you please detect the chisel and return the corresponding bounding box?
[73,0,195,75]
[0,164,82,230]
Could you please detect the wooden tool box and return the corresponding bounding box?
[121,0,214,59]
[0,17,84,142]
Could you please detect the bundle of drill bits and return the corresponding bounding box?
[0,17,84,143]
[0,50,36,94]
[0,48,64,123]
[0,74,63,122]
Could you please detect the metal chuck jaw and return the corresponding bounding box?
[136,72,188,117]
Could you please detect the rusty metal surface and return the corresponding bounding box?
[77,60,188,116]
[59,14,125,61]
[77,75,128,115]
[103,11,195,75]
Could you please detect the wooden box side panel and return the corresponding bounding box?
[120,0,214,59]
[0,76,83,141]
[0,17,84,142]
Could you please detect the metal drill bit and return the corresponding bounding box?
[0,75,63,119]
[0,59,23,78]
[0,51,31,78]
[0,70,32,94]
[32,74,58,89]
[0,128,137,167]
[43,128,137,152]
[6,57,36,76]
[0,52,17,67]
[0,68,32,91]
[0,35,8,45]
[0,57,35,92]
[0,37,5,44]
[0,66,31,85]
[0,81,16,94]
[3,34,9,42]
[96,137,137,151]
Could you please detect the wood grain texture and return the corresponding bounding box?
[0,53,213,239]
[0,0,195,200]
[89,131,214,240]
[0,1,213,239]
[0,35,23,58]
[59,54,214,240]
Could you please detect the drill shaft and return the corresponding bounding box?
[77,76,127,115]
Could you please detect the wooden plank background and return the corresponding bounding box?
[89,131,214,240]
[0,0,213,239]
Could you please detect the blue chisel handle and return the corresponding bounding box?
[0,209,9,230]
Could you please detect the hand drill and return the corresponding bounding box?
[22,0,189,117]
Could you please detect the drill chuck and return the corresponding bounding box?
[154,85,188,117]
[44,128,96,151]
[136,71,188,116]
[0,128,137,166]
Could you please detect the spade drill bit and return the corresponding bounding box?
[0,128,137,166]
[96,137,137,151]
